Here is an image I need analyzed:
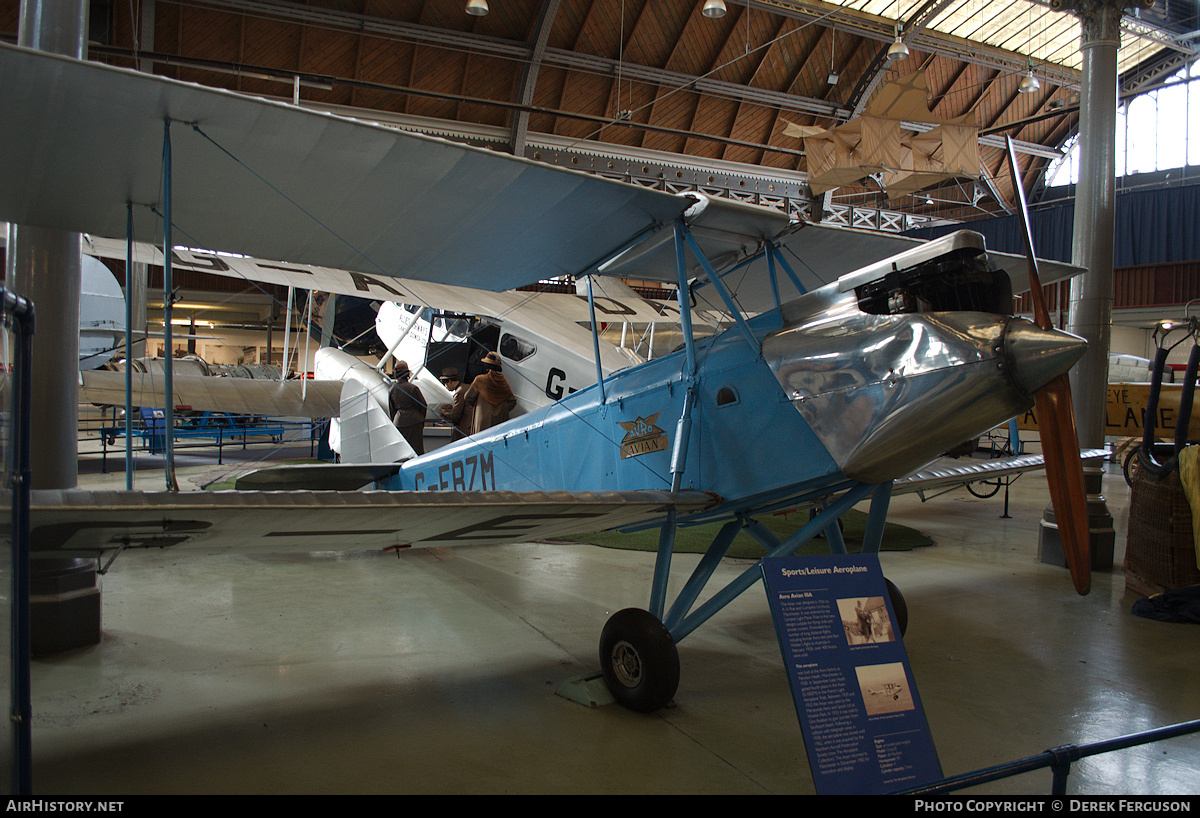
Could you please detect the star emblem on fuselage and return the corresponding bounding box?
[618,411,668,459]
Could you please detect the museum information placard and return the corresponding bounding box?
[762,554,942,794]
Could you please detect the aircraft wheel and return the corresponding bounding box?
[966,478,1002,498]
[599,608,680,713]
[1123,445,1140,487]
[885,578,908,637]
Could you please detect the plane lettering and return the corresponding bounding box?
[413,451,494,491]
[546,367,577,400]
[170,250,231,272]
[349,271,411,299]
[257,262,314,275]
[435,512,610,542]
[574,295,637,316]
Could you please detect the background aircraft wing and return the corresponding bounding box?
[82,237,696,326]
[79,369,343,417]
[16,488,718,557]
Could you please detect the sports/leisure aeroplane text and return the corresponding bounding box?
[0,42,1094,712]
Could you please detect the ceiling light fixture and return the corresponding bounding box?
[465,0,489,16]
[702,0,727,19]
[1019,63,1040,94]
[887,24,909,61]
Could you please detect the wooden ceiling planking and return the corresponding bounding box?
[351,35,415,112]
[622,0,689,70]
[451,54,513,127]
[177,5,243,68]
[683,95,739,160]
[721,102,780,165]
[240,15,304,74]
[639,87,702,155]
[554,69,614,138]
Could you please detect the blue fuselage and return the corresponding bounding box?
[378,307,848,521]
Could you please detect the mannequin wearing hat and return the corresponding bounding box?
[388,360,427,455]
[436,367,472,441]
[465,351,516,434]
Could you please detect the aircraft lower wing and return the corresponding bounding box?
[15,488,719,558]
[893,449,1108,495]
[80,369,343,418]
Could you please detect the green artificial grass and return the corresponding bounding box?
[553,507,931,559]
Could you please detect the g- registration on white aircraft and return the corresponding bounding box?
[75,234,732,459]
[0,42,1094,712]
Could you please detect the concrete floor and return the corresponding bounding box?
[25,445,1200,795]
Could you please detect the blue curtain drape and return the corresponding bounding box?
[902,184,1200,267]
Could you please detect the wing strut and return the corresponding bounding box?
[767,243,808,303]
[124,203,135,490]
[161,120,179,492]
[680,226,760,354]
[584,276,607,405]
[668,220,704,493]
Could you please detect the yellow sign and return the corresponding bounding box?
[1017,383,1200,438]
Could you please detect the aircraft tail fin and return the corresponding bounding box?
[338,380,417,465]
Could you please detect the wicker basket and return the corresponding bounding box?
[1125,458,1200,596]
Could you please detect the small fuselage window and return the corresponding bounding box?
[500,333,537,362]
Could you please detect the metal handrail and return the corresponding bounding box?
[97,417,329,471]
[896,718,1200,795]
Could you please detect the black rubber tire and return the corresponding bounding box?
[599,608,680,713]
[885,577,908,637]
[1123,445,1140,487]
[966,478,1002,498]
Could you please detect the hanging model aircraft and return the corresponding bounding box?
[0,42,1095,712]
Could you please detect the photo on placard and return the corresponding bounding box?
[837,596,896,646]
[855,662,915,716]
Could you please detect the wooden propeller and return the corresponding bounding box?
[1006,137,1092,595]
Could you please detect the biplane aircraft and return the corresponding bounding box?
[73,236,729,452]
[0,41,1094,713]
[868,683,905,701]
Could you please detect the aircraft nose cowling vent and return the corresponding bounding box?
[1002,318,1086,396]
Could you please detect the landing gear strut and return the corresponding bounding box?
[598,608,680,713]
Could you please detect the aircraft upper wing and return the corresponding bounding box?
[0,43,692,292]
[14,487,719,557]
[79,370,343,417]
